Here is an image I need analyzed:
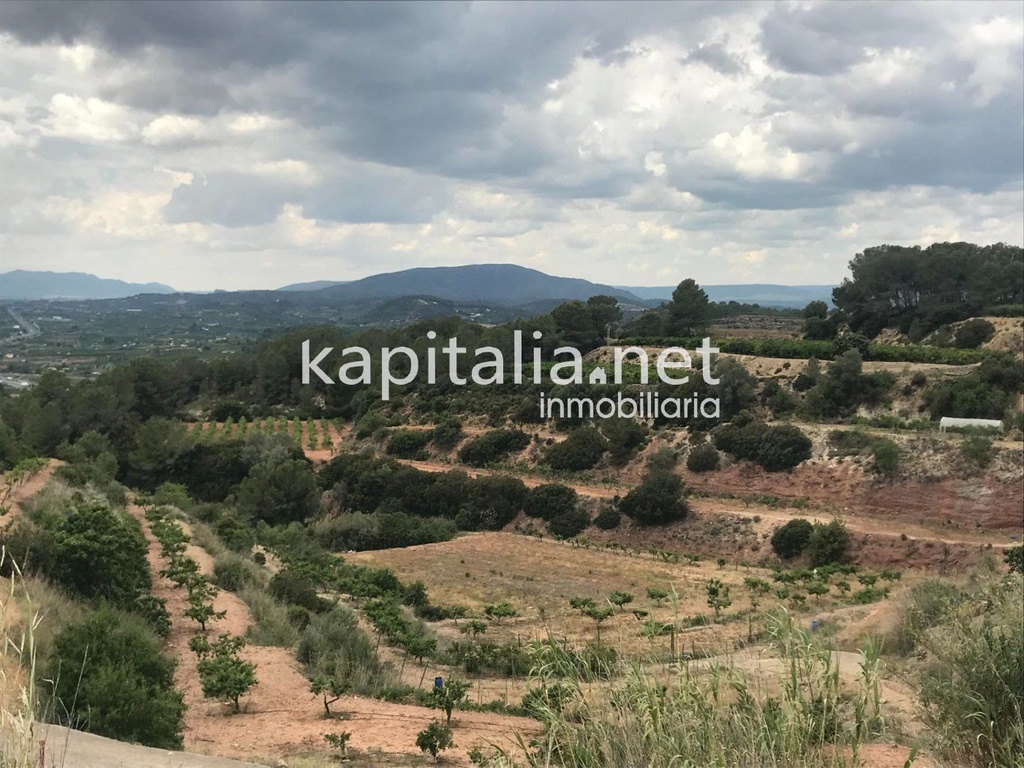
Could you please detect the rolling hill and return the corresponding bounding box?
[0,270,176,300]
[313,264,641,305]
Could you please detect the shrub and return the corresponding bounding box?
[430,417,464,450]
[548,509,591,539]
[47,500,151,611]
[593,506,621,530]
[213,510,256,552]
[618,471,689,526]
[806,520,850,567]
[385,430,432,459]
[416,720,454,761]
[871,439,900,477]
[213,556,258,593]
[269,569,329,613]
[43,608,184,748]
[961,436,994,468]
[770,519,814,560]
[234,459,319,526]
[756,425,813,472]
[953,319,996,349]
[458,429,530,467]
[686,444,720,473]
[543,427,608,472]
[523,483,578,521]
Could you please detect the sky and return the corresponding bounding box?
[0,1,1021,292]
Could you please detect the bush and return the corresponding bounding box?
[770,519,814,560]
[269,569,330,613]
[213,510,256,552]
[686,444,720,473]
[43,608,184,748]
[47,500,151,612]
[523,484,578,521]
[593,506,621,530]
[214,556,258,593]
[871,439,900,477]
[806,520,850,567]
[548,509,591,539]
[385,429,432,459]
[458,429,530,467]
[961,436,994,468]
[953,319,996,349]
[234,459,319,526]
[430,417,464,450]
[618,471,689,526]
[756,425,813,472]
[543,427,608,472]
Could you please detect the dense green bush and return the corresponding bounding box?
[548,509,591,539]
[385,429,432,459]
[593,506,621,530]
[456,475,528,530]
[523,483,579,521]
[543,427,608,472]
[770,519,814,560]
[618,471,688,526]
[871,439,900,477]
[234,458,319,525]
[953,319,996,349]
[806,520,850,567]
[269,569,331,613]
[430,417,464,450]
[714,414,811,472]
[43,608,184,748]
[686,443,720,473]
[46,500,152,612]
[458,429,530,467]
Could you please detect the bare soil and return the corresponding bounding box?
[132,506,539,766]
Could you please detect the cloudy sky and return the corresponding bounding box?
[0,1,1021,292]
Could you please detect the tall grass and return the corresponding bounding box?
[0,549,43,768]
[915,572,1023,767]
[499,610,886,768]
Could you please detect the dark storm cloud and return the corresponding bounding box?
[682,43,748,76]
[758,2,943,75]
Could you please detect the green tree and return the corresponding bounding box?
[666,279,711,337]
[483,602,518,625]
[706,578,731,621]
[618,471,689,526]
[195,634,258,713]
[770,519,814,560]
[234,459,319,525]
[416,720,454,762]
[608,591,634,611]
[49,500,150,610]
[806,520,850,567]
[431,679,471,726]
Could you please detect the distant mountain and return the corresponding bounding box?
[278,279,349,292]
[622,284,836,308]
[316,264,641,305]
[0,270,176,300]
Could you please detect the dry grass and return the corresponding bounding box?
[346,532,869,657]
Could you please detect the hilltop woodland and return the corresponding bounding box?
[0,241,1022,766]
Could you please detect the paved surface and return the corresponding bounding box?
[38,724,269,768]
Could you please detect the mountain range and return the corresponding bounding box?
[0,270,175,300]
[2,265,835,308]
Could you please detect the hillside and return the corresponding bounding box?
[0,270,176,300]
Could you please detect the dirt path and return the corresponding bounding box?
[0,460,59,520]
[132,506,539,765]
